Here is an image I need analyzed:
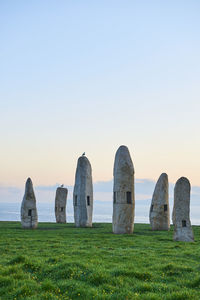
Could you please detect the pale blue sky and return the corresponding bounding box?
[0,1,200,186]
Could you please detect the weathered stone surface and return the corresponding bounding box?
[112,145,135,234]
[21,178,38,229]
[55,187,68,223]
[172,205,175,225]
[149,173,170,231]
[73,155,93,227]
[173,177,194,242]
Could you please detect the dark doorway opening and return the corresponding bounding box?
[126,192,132,204]
[182,220,187,227]
[74,195,77,206]
[113,192,116,204]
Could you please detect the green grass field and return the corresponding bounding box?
[0,222,200,300]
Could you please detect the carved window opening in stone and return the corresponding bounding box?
[55,207,57,212]
[151,205,154,212]
[87,196,90,206]
[28,209,32,217]
[61,207,64,212]
[74,195,77,206]
[182,220,187,227]
[164,204,168,212]
[126,192,132,204]
[114,192,116,204]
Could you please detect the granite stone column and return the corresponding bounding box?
[149,173,170,230]
[55,187,68,223]
[73,155,93,227]
[173,177,194,242]
[21,178,38,229]
[112,145,135,234]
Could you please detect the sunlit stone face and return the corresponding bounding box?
[149,173,170,231]
[112,145,135,234]
[73,156,93,227]
[21,178,38,229]
[55,187,68,223]
[173,177,194,242]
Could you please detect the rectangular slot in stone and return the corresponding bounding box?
[28,209,32,217]
[182,220,187,227]
[75,195,77,206]
[61,207,64,212]
[113,192,116,204]
[164,204,168,212]
[126,191,132,204]
[151,205,154,212]
[87,196,90,206]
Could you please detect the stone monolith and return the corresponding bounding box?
[173,177,194,242]
[149,173,170,230]
[112,145,135,234]
[55,187,68,223]
[21,178,38,229]
[73,155,93,227]
[172,205,175,225]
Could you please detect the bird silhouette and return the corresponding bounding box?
[82,152,85,156]
[61,184,64,187]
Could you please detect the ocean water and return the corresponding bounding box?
[1,202,200,225]
[1,179,200,225]
[0,202,112,223]
[0,202,149,223]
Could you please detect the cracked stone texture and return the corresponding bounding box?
[172,204,175,225]
[21,178,38,229]
[173,177,194,242]
[112,145,135,234]
[73,156,93,227]
[149,173,170,231]
[55,187,68,223]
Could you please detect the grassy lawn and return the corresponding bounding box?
[0,222,200,299]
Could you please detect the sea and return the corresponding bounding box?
[0,201,200,225]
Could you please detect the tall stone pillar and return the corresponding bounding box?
[112,145,135,234]
[173,177,194,242]
[21,178,38,229]
[55,187,68,223]
[73,155,93,227]
[149,173,170,230]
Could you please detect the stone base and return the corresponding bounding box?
[173,227,194,242]
[21,220,38,229]
[112,223,134,234]
[75,222,92,228]
[151,222,170,231]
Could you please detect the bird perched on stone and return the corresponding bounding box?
[61,184,64,188]
[82,152,85,156]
